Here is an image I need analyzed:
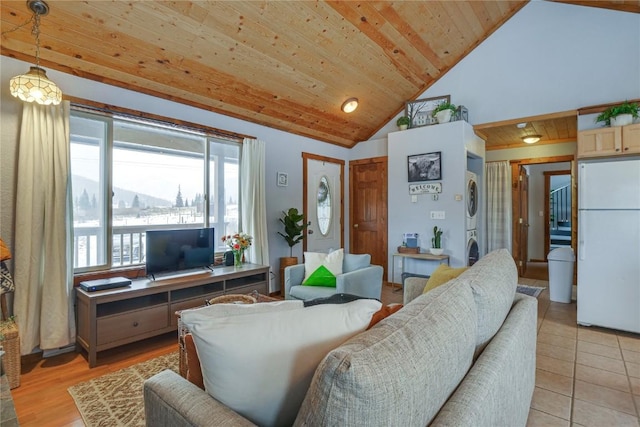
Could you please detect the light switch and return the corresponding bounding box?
[430,211,446,219]
[454,194,463,201]
[411,195,418,203]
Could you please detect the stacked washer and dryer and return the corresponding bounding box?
[466,170,480,266]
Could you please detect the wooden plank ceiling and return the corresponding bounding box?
[1,1,637,148]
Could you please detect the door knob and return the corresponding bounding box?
[354,224,359,228]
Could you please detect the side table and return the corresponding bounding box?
[391,252,450,292]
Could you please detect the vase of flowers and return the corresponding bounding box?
[222,232,253,268]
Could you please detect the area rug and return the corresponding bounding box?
[516,284,546,298]
[68,351,178,427]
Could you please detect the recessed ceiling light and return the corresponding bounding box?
[516,122,527,129]
[341,97,358,113]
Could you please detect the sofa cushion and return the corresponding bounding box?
[302,248,344,286]
[455,248,518,356]
[422,264,468,294]
[181,298,381,427]
[294,280,477,426]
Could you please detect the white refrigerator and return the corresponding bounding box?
[577,158,640,333]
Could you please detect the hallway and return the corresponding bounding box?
[523,261,550,281]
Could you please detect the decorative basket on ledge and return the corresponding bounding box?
[0,320,20,389]
[397,246,420,254]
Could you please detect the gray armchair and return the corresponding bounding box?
[284,253,383,301]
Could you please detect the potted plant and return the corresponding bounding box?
[278,208,307,291]
[596,101,639,127]
[431,226,444,255]
[396,116,410,130]
[432,101,457,124]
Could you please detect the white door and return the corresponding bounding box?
[305,157,343,253]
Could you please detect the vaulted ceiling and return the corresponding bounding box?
[2,1,638,148]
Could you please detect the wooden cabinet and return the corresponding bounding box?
[578,123,640,158]
[76,263,269,367]
[622,124,640,154]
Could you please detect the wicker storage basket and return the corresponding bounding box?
[0,321,20,389]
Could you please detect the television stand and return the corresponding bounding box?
[75,263,269,367]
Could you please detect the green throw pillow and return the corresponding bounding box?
[302,249,344,287]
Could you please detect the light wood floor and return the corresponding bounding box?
[10,282,639,427]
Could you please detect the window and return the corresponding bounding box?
[70,109,241,272]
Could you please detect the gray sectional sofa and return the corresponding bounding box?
[144,248,537,426]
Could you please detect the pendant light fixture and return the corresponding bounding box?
[517,122,541,144]
[522,135,541,144]
[9,0,62,105]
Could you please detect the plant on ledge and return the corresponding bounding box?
[432,101,457,124]
[278,208,307,257]
[396,116,410,130]
[595,101,639,126]
[432,101,456,116]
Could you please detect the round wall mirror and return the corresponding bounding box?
[317,176,332,236]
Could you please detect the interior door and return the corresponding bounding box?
[349,157,387,277]
[519,166,529,277]
[303,153,344,253]
[544,170,571,257]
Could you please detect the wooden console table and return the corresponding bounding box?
[391,252,450,292]
[75,263,269,367]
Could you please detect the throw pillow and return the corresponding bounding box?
[367,304,403,329]
[422,264,468,294]
[0,238,11,261]
[184,333,204,390]
[181,298,382,427]
[302,248,344,287]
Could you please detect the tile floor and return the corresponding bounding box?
[521,277,640,427]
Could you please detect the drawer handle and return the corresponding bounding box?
[133,321,139,327]
[624,147,629,151]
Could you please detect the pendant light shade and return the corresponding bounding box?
[8,0,62,106]
[522,135,541,144]
[10,66,62,105]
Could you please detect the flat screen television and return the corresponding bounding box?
[145,227,214,279]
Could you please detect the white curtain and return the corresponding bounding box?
[13,100,75,354]
[240,138,270,268]
[485,161,513,253]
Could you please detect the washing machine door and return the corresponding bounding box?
[467,237,479,266]
[467,178,478,219]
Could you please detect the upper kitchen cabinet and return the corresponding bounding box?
[577,123,640,159]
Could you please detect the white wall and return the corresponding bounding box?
[388,122,483,280]
[371,1,640,139]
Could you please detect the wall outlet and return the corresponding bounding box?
[430,210,445,219]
